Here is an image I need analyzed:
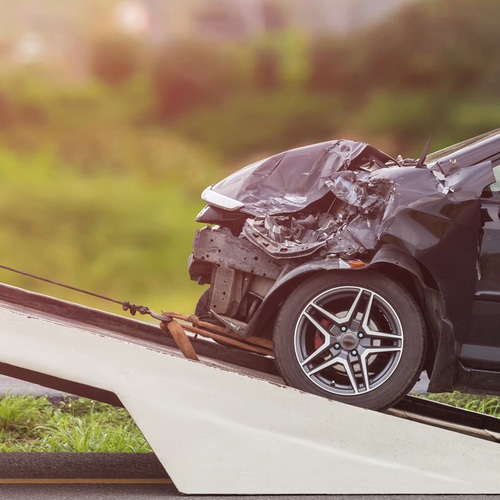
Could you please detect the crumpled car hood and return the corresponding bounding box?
[240,160,494,258]
[202,140,394,217]
[202,133,497,260]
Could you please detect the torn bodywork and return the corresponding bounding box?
[189,130,500,405]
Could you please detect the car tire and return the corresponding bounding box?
[273,270,426,410]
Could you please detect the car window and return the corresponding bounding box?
[482,163,500,198]
[489,165,500,191]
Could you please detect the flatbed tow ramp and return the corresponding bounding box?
[0,281,499,495]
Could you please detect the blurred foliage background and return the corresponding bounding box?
[0,0,497,315]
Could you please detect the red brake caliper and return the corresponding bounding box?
[314,319,331,349]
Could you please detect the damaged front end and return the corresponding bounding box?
[189,140,397,330]
[242,171,395,259]
[189,137,494,347]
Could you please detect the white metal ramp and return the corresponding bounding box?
[0,282,499,495]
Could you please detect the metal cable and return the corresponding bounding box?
[0,264,167,320]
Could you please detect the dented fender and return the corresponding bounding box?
[244,248,424,339]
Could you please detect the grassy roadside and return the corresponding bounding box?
[0,395,151,452]
[417,391,500,416]
[1,391,499,452]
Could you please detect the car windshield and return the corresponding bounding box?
[426,128,500,166]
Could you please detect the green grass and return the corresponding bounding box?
[419,391,500,416]
[0,394,151,452]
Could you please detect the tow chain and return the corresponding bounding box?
[0,264,273,360]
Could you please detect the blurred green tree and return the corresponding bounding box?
[307,36,354,93]
[89,35,143,86]
[254,46,281,91]
[356,0,500,95]
[151,39,238,120]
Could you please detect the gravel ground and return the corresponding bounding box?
[0,374,70,398]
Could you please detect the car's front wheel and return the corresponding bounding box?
[273,270,426,410]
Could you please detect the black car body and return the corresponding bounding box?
[189,129,500,410]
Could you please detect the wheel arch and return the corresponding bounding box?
[245,259,350,339]
[368,246,439,378]
[246,244,439,374]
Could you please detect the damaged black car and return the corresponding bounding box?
[189,128,500,410]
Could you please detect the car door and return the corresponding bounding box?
[461,165,500,371]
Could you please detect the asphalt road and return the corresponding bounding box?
[0,487,495,500]
[0,452,495,500]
